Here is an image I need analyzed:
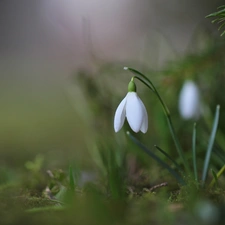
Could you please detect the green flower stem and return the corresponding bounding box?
[125,67,190,174]
[192,123,198,181]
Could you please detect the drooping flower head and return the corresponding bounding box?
[114,78,148,133]
[179,80,200,120]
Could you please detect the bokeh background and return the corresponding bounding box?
[2,1,225,224]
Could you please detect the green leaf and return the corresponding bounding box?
[206,7,225,36]
[154,145,182,172]
[209,165,225,188]
[218,22,225,31]
[202,105,220,185]
[209,169,218,188]
[127,131,185,185]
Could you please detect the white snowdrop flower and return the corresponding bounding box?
[179,80,200,120]
[114,78,148,133]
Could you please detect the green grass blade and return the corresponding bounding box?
[202,105,220,184]
[127,131,185,185]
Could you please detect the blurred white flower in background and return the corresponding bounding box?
[178,80,200,120]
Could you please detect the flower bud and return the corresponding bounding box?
[128,78,136,92]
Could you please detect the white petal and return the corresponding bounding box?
[126,92,144,132]
[114,94,127,132]
[179,81,200,119]
[139,100,148,133]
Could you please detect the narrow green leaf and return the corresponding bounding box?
[217,18,225,24]
[218,22,225,31]
[154,145,182,172]
[127,131,185,185]
[206,8,225,18]
[202,105,220,185]
[212,169,218,181]
[209,169,218,188]
[206,13,217,18]
[209,165,225,188]
[211,18,220,23]
[218,5,225,9]
[221,30,225,36]
[133,76,155,93]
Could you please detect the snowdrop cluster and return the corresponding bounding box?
[114,78,148,133]
[178,80,200,120]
